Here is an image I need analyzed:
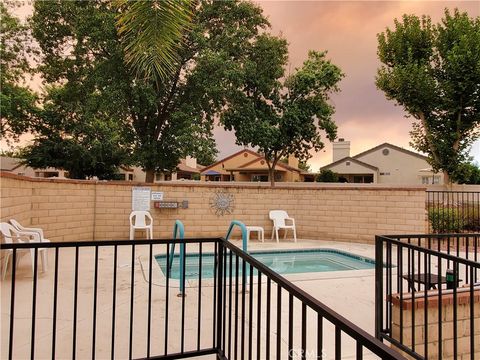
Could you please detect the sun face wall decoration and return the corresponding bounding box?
[209,190,235,216]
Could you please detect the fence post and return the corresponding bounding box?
[375,235,384,340]
[216,241,224,357]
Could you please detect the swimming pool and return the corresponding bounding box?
[155,248,376,280]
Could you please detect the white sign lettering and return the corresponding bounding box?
[132,187,151,211]
[151,191,164,201]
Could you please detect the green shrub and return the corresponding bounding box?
[428,208,468,233]
[316,169,339,182]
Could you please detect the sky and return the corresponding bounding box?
[214,0,480,170]
[5,1,480,170]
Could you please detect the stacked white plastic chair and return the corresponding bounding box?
[1,221,49,278]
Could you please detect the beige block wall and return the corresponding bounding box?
[391,290,480,359]
[0,176,32,228]
[0,172,427,242]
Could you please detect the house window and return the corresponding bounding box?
[128,174,134,181]
[251,175,268,182]
[382,149,390,156]
[422,176,438,184]
[346,161,350,166]
[380,172,390,176]
[155,173,162,181]
[353,175,373,183]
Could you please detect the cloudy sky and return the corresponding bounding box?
[215,1,480,170]
[6,1,480,170]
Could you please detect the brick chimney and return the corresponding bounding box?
[185,156,197,168]
[287,154,299,169]
[333,138,350,162]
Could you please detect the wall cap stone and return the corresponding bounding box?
[391,286,480,309]
[0,172,427,191]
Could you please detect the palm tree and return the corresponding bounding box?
[115,0,193,82]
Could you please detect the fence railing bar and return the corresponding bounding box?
[266,278,271,360]
[248,263,253,360]
[335,326,341,360]
[129,244,136,360]
[227,249,232,359]
[92,245,99,360]
[197,243,203,352]
[164,244,170,356]
[256,271,261,360]
[180,243,187,353]
[31,248,38,360]
[469,267,475,358]
[147,244,153,358]
[72,246,79,360]
[241,258,246,360]
[0,238,219,250]
[276,285,281,360]
[222,250,227,354]
[234,254,239,360]
[301,303,306,360]
[51,247,58,360]
[111,245,117,360]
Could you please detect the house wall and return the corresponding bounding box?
[284,170,301,182]
[326,160,377,182]
[202,150,260,178]
[0,172,427,243]
[356,145,444,185]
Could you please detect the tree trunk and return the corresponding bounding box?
[443,170,451,187]
[145,169,155,183]
[269,168,275,187]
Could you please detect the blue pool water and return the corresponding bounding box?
[155,249,376,280]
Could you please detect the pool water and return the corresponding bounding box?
[155,249,376,280]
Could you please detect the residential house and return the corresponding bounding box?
[321,139,444,184]
[117,157,203,182]
[200,149,314,182]
[0,156,68,178]
[1,156,202,182]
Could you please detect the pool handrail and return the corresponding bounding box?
[224,220,248,252]
[169,220,185,295]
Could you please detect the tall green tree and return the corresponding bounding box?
[21,85,132,179]
[222,46,343,187]
[376,9,480,184]
[0,2,37,142]
[451,161,480,184]
[30,0,264,182]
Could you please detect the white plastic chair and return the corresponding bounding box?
[129,211,153,240]
[269,210,297,243]
[1,222,48,279]
[10,219,50,243]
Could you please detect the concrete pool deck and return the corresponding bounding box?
[1,239,403,359]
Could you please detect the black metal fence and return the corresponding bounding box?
[1,237,403,359]
[427,191,480,233]
[375,234,479,360]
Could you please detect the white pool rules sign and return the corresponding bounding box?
[132,187,151,211]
